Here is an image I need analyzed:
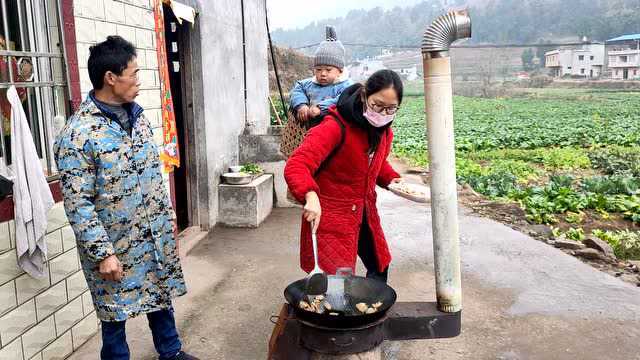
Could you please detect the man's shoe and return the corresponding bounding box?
[173,351,200,360]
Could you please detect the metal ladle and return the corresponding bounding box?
[305,220,327,296]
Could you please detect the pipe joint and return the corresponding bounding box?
[422,9,472,55]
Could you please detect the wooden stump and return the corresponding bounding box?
[310,348,382,360]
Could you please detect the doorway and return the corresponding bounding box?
[163,4,191,232]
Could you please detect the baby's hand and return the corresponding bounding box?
[309,106,321,118]
[297,105,310,122]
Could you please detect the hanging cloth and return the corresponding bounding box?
[153,0,180,173]
[9,85,54,277]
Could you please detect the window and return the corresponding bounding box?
[581,69,585,74]
[0,0,69,178]
[567,66,572,70]
[578,55,584,61]
[590,56,594,60]
[620,56,628,63]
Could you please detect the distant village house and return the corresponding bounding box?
[606,34,640,80]
[544,43,605,78]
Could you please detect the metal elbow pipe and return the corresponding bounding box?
[422,9,472,58]
[421,10,472,314]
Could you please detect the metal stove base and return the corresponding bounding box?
[268,302,461,359]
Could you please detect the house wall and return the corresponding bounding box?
[192,0,269,228]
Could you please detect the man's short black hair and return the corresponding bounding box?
[88,36,137,90]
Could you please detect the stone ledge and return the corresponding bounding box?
[239,133,285,164]
[219,175,274,228]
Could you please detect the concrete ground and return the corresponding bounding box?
[70,190,640,360]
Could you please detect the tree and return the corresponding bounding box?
[536,41,555,67]
[521,48,535,71]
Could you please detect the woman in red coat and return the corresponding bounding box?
[284,70,404,283]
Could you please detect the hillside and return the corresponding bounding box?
[268,47,314,94]
[271,0,639,59]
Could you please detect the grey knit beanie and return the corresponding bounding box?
[314,26,345,69]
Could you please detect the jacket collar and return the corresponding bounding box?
[83,91,144,129]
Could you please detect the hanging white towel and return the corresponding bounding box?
[9,86,54,277]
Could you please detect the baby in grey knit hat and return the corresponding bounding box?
[289,26,354,125]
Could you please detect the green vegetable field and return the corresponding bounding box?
[393,89,640,260]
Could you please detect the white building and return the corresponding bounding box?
[545,43,605,78]
[346,59,386,82]
[606,34,640,80]
[394,65,419,81]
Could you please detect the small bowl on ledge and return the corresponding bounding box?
[222,172,252,185]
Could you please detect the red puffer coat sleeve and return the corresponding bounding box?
[284,116,343,203]
[377,156,401,189]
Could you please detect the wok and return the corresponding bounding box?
[284,268,397,328]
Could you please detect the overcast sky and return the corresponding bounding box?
[266,0,427,30]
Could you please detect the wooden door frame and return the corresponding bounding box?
[166,13,209,231]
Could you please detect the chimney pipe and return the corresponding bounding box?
[421,10,471,313]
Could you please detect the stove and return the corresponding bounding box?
[268,302,461,358]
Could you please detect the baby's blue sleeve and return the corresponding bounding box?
[289,80,310,111]
[316,79,355,115]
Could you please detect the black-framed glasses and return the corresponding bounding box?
[367,102,399,115]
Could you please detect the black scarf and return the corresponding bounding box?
[336,83,391,153]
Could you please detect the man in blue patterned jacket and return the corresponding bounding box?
[54,36,198,360]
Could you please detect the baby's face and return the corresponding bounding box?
[314,66,342,85]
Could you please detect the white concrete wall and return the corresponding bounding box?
[195,0,269,227]
[196,0,246,227]
[242,0,270,135]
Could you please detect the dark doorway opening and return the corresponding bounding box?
[163,4,191,231]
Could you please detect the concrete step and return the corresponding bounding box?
[218,174,274,228]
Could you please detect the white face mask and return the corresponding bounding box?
[363,106,395,127]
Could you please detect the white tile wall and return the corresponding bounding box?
[7,221,15,250]
[71,312,98,351]
[0,222,10,253]
[49,250,79,285]
[136,28,154,49]
[0,300,37,346]
[45,205,68,234]
[116,24,137,44]
[74,18,97,44]
[95,22,118,44]
[81,291,94,316]
[0,250,24,284]
[41,331,72,360]
[65,272,88,300]
[60,227,76,253]
[15,273,51,305]
[0,281,17,316]
[44,232,62,259]
[145,49,158,69]
[53,298,83,335]
[124,4,144,27]
[35,282,67,321]
[0,338,23,360]
[104,0,126,24]
[21,316,56,359]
